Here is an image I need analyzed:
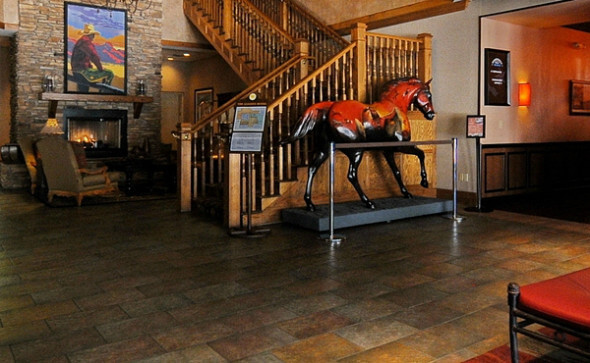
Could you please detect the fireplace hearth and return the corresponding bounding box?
[63,108,128,159]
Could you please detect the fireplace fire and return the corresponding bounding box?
[63,108,128,159]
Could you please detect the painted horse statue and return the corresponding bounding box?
[280,77,435,211]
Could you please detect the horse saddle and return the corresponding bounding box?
[362,106,402,138]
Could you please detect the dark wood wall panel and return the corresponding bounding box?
[484,153,506,193]
[508,152,527,190]
[482,142,590,198]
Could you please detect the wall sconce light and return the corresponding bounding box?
[518,83,531,107]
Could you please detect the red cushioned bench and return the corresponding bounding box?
[508,268,590,362]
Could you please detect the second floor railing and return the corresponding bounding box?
[248,0,349,64]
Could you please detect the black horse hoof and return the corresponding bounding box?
[403,193,414,199]
[306,204,316,212]
[365,201,376,209]
[420,180,429,188]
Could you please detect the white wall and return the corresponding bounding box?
[161,54,245,123]
[374,0,590,193]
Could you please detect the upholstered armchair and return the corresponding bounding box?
[36,136,121,206]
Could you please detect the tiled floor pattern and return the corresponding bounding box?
[0,190,589,362]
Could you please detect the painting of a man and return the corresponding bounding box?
[65,3,126,94]
[71,24,115,92]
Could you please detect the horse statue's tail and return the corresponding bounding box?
[280,101,333,145]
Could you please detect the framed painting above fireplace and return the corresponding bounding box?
[64,2,127,95]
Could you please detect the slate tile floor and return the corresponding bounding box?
[0,189,589,362]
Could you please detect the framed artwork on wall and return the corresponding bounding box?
[570,80,590,115]
[64,2,127,95]
[466,115,485,138]
[194,88,215,122]
[484,48,510,106]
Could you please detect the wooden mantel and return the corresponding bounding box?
[39,92,154,119]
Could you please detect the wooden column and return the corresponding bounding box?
[418,33,433,82]
[225,152,242,228]
[222,0,232,40]
[351,23,367,102]
[178,123,193,212]
[295,39,310,78]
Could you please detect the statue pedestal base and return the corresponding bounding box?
[281,196,453,232]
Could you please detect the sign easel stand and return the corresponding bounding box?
[464,115,492,213]
[228,94,271,238]
[230,153,270,238]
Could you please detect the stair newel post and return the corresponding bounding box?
[225,151,242,228]
[295,39,310,79]
[417,33,433,82]
[178,123,193,212]
[222,0,233,40]
[351,23,367,102]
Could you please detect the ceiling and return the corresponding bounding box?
[489,0,590,33]
[161,46,217,63]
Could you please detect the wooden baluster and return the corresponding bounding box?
[222,0,231,40]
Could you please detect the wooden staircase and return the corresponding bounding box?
[178,0,435,228]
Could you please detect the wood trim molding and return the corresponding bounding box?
[330,0,471,35]
[161,39,214,50]
[0,22,18,31]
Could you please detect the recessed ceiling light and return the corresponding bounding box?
[167,57,174,61]
[183,53,190,57]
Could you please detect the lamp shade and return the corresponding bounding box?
[518,83,531,106]
[40,118,64,135]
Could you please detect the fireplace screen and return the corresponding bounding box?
[64,108,128,158]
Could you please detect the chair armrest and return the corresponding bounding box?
[79,165,108,175]
[80,166,112,185]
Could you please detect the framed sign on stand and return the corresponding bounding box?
[465,115,492,213]
[229,96,271,238]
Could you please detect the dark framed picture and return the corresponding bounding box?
[194,88,215,122]
[466,115,485,138]
[484,48,510,106]
[64,2,127,94]
[570,80,590,115]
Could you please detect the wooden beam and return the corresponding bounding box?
[331,0,471,35]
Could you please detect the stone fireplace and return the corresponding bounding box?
[11,0,164,149]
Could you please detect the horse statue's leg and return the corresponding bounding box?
[382,149,412,198]
[304,149,329,211]
[394,146,428,188]
[343,149,376,209]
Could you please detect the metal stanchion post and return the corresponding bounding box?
[445,137,464,222]
[323,142,344,244]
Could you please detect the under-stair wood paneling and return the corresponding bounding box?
[482,142,590,198]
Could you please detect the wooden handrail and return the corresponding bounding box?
[281,0,348,47]
[268,42,357,109]
[189,54,311,134]
[240,0,294,43]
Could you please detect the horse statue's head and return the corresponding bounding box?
[380,77,436,121]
